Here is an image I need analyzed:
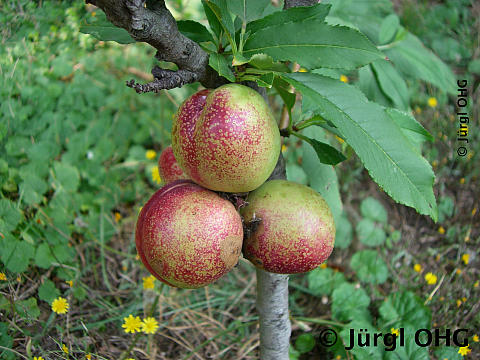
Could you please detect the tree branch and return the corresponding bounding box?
[284,0,319,9]
[86,0,225,91]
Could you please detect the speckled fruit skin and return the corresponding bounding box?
[158,146,189,184]
[172,84,280,193]
[135,180,244,288]
[240,180,335,274]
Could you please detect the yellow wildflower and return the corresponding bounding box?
[461,254,469,265]
[320,263,327,269]
[66,280,73,287]
[91,11,96,17]
[51,297,69,314]
[472,207,477,216]
[141,317,159,334]
[340,75,348,83]
[135,254,140,260]
[460,178,465,184]
[86,355,92,360]
[439,296,445,301]
[114,212,122,223]
[472,334,479,342]
[391,328,400,336]
[462,297,467,302]
[16,275,21,282]
[474,281,479,288]
[425,272,437,285]
[427,97,438,108]
[414,106,422,114]
[33,357,44,360]
[281,144,287,153]
[414,264,422,273]
[62,344,69,354]
[151,166,161,184]
[122,314,142,334]
[145,150,157,160]
[456,269,462,275]
[432,160,438,167]
[456,299,462,307]
[458,344,471,356]
[299,68,308,72]
[0,272,6,281]
[142,275,155,290]
[435,254,441,262]
[438,226,445,234]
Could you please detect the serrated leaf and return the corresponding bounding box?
[371,59,409,110]
[283,72,437,221]
[205,0,236,43]
[385,31,456,94]
[273,77,295,111]
[38,279,60,304]
[177,20,214,43]
[379,291,431,329]
[360,197,388,223]
[80,14,134,44]
[246,4,331,35]
[14,297,40,322]
[358,64,393,107]
[202,0,222,38]
[1,235,34,273]
[53,161,80,192]
[0,199,22,233]
[208,53,235,82]
[35,243,56,269]
[379,14,399,44]
[248,53,289,72]
[385,108,434,144]
[350,250,388,284]
[307,267,346,296]
[244,21,383,70]
[229,0,271,23]
[301,127,342,224]
[256,72,274,88]
[356,218,386,246]
[302,136,346,165]
[332,283,370,322]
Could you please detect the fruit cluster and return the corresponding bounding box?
[136,84,335,289]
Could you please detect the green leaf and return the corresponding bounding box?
[379,14,399,44]
[301,127,342,224]
[0,199,22,233]
[1,235,34,273]
[256,72,275,88]
[0,322,14,360]
[335,212,353,249]
[438,196,455,223]
[243,21,384,70]
[360,197,388,223]
[19,174,48,205]
[385,31,456,94]
[273,77,296,112]
[38,279,61,304]
[14,297,40,322]
[295,333,315,353]
[177,20,214,43]
[384,325,429,360]
[229,0,271,23]
[202,0,222,38]
[356,218,386,247]
[350,250,388,284]
[307,267,346,296]
[282,72,437,221]
[208,53,235,82]
[357,64,393,107]
[248,53,289,72]
[79,12,135,44]
[53,161,80,192]
[379,291,431,329]
[434,347,462,360]
[299,136,346,165]
[340,320,384,360]
[371,59,409,110]
[246,4,331,35]
[332,283,370,322]
[385,108,434,145]
[205,0,236,45]
[35,243,56,269]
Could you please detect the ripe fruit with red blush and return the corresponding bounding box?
[172,84,280,193]
[157,145,189,184]
[135,180,243,288]
[240,180,335,274]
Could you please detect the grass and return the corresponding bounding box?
[1,0,479,359]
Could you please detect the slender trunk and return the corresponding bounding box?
[256,269,291,359]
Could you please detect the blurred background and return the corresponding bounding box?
[0,0,478,359]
